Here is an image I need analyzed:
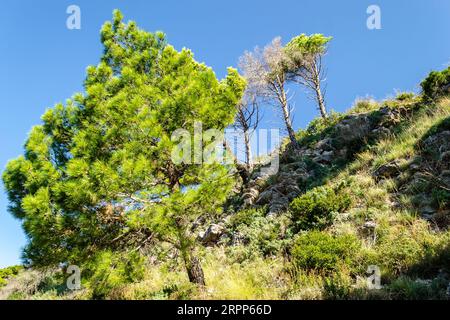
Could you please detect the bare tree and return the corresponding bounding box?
[234,88,261,173]
[285,34,332,119]
[239,37,299,149]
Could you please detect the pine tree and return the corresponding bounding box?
[2,10,245,285]
[284,34,332,119]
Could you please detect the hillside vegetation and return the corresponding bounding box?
[2,91,449,300]
[1,11,449,300]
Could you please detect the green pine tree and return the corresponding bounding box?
[2,10,245,285]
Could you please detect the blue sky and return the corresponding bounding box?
[1,0,449,268]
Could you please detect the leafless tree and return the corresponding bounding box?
[234,88,261,173]
[239,37,299,149]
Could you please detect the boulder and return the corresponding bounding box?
[256,188,275,205]
[315,138,334,151]
[422,131,450,154]
[199,224,225,245]
[334,114,371,143]
[373,161,401,180]
[371,127,391,138]
[313,150,334,164]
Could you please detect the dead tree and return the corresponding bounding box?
[239,37,299,149]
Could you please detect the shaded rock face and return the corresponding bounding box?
[334,114,371,143]
[373,161,401,180]
[385,126,450,228]
[239,106,418,216]
[422,131,450,160]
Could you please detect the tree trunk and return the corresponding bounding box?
[312,61,328,119]
[243,129,253,172]
[185,253,206,286]
[315,84,328,119]
[276,79,299,149]
[280,98,299,149]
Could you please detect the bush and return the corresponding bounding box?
[296,111,343,147]
[0,265,23,287]
[228,214,289,260]
[421,67,450,101]
[349,97,379,114]
[387,276,449,300]
[395,92,416,102]
[228,208,265,229]
[289,186,351,231]
[291,231,360,273]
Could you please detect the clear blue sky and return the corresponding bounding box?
[1,0,449,268]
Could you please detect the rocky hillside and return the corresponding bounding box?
[240,98,449,225]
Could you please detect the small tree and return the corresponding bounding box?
[2,10,245,286]
[285,34,332,119]
[239,38,299,149]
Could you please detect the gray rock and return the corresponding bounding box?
[373,161,400,180]
[422,131,450,154]
[421,206,436,217]
[409,162,422,172]
[334,114,371,143]
[363,221,377,229]
[242,187,260,206]
[313,150,334,164]
[256,188,275,205]
[371,127,391,138]
[315,138,334,151]
[200,224,225,245]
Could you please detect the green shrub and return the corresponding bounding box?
[289,186,351,231]
[0,265,23,287]
[432,188,450,210]
[349,98,379,114]
[296,111,343,147]
[228,208,265,229]
[396,92,416,101]
[291,231,360,273]
[421,67,450,101]
[226,212,291,262]
[322,273,353,300]
[387,276,449,300]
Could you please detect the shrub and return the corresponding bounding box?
[395,92,416,102]
[322,272,353,300]
[387,276,449,300]
[289,186,351,231]
[291,231,360,273]
[421,67,450,101]
[228,214,290,260]
[0,265,23,287]
[228,208,265,229]
[349,97,379,114]
[296,111,343,147]
[432,188,450,210]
